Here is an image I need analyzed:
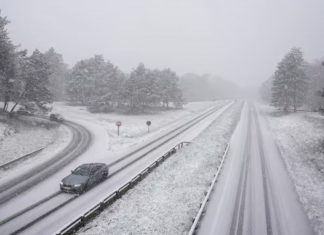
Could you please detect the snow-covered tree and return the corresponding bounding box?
[123,63,148,112]
[10,49,53,112]
[123,64,183,112]
[259,76,273,103]
[88,56,124,111]
[0,12,17,112]
[43,48,69,101]
[271,47,308,112]
[66,55,124,110]
[157,68,183,108]
[304,59,324,111]
[67,58,183,113]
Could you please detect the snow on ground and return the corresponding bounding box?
[52,101,225,152]
[76,102,243,235]
[0,116,72,179]
[260,105,324,235]
[0,117,65,165]
[0,122,8,141]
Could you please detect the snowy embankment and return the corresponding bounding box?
[76,102,243,235]
[261,106,324,235]
[0,116,70,167]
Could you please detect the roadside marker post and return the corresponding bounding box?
[116,121,122,136]
[146,120,151,133]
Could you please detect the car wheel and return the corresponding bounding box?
[78,185,86,194]
[102,171,108,180]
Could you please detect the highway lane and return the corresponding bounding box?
[0,102,236,235]
[197,103,314,235]
[0,119,92,205]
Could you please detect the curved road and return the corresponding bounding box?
[0,118,92,204]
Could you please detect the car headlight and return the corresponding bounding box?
[74,184,82,187]
[60,182,63,186]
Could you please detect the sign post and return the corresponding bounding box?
[146,120,151,133]
[116,121,122,136]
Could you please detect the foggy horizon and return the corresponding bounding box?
[1,0,324,88]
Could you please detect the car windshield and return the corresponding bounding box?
[73,166,91,176]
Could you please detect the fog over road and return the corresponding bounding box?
[198,103,314,235]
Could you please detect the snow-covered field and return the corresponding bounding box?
[76,102,243,235]
[260,105,324,235]
[0,117,70,167]
[52,101,225,152]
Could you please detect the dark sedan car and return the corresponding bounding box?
[50,113,64,122]
[16,109,33,116]
[60,163,109,194]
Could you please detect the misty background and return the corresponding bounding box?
[1,0,324,102]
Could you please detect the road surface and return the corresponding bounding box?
[197,103,314,235]
[0,102,233,235]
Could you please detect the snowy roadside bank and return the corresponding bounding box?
[0,116,72,179]
[76,102,243,235]
[260,105,324,235]
[0,117,70,166]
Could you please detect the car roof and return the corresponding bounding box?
[77,163,106,169]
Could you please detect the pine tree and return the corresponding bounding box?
[43,48,69,101]
[10,49,53,112]
[271,47,308,112]
[259,76,273,104]
[157,69,183,108]
[124,63,147,112]
[66,60,91,105]
[0,12,16,112]
[67,55,124,110]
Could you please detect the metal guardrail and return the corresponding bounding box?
[187,143,230,235]
[56,141,191,235]
[0,147,45,170]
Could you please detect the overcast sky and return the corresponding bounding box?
[1,0,324,88]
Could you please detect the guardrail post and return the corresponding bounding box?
[99,202,105,212]
[129,181,134,188]
[80,216,85,227]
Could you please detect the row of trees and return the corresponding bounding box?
[0,14,49,112]
[0,12,183,114]
[260,47,324,112]
[179,73,242,101]
[66,56,183,113]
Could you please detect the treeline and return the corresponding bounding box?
[0,12,67,113]
[0,12,183,114]
[180,73,242,101]
[67,56,183,113]
[260,47,324,112]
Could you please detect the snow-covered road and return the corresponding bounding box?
[0,101,232,235]
[0,119,91,205]
[197,103,314,235]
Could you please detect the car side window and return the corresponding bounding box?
[90,165,100,175]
